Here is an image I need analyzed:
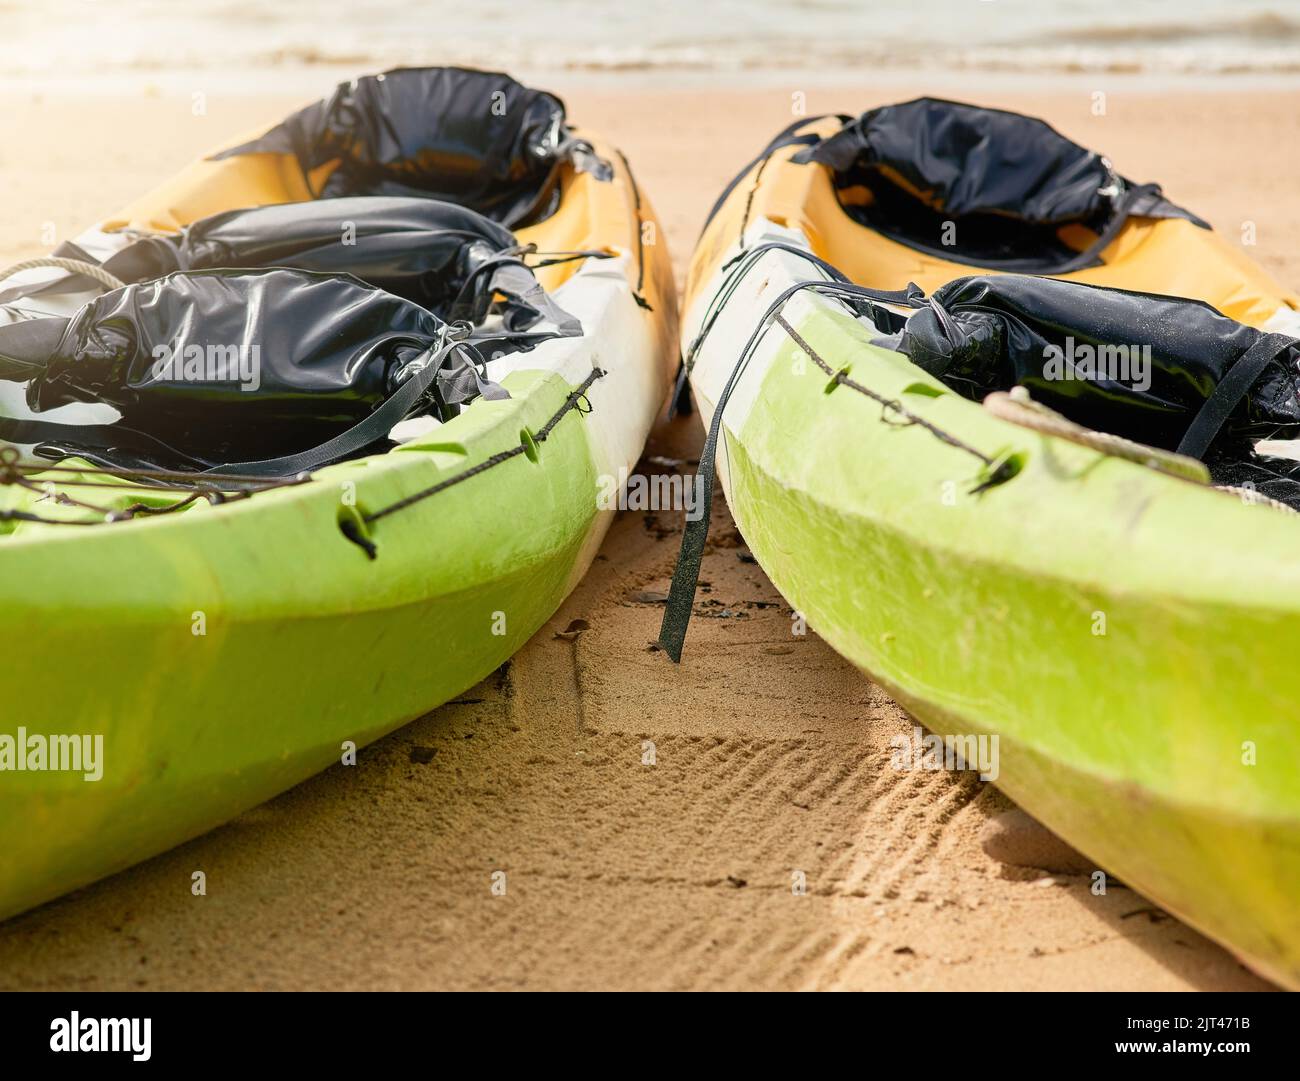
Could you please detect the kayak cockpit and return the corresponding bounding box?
[0,67,613,480]
[765,100,1300,508]
[848,272,1300,507]
[797,97,1206,275]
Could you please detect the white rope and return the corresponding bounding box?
[1213,485,1297,513]
[985,387,1297,512]
[982,386,1210,483]
[0,257,125,292]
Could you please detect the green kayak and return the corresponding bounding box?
[671,101,1300,988]
[0,69,677,919]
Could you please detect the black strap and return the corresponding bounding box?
[450,246,590,337]
[657,357,732,662]
[203,340,472,478]
[1176,332,1295,459]
[681,241,902,385]
[555,135,614,184]
[667,241,855,424]
[0,415,211,471]
[666,356,693,420]
[479,262,582,340]
[659,273,879,661]
[698,115,847,238]
[527,248,614,269]
[1034,182,1162,276]
[0,341,465,478]
[1,321,517,480]
[659,263,985,663]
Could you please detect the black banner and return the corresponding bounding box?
[0,992,1290,1065]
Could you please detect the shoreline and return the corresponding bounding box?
[9,69,1300,100]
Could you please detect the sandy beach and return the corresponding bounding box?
[0,81,1294,991]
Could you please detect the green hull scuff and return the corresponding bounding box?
[711,300,1300,989]
[0,369,601,919]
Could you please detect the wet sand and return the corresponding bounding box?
[1,83,1292,990]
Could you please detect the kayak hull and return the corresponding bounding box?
[1,368,592,918]
[684,236,1300,990]
[0,126,677,919]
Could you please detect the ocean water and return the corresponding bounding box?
[0,0,1297,86]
